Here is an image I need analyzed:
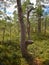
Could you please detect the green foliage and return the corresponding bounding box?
[13,11,18,22]
[0,41,21,65]
[0,19,21,65]
[36,5,43,17]
[43,59,49,65]
[28,32,49,61]
[0,2,49,64]
[0,11,3,14]
[22,0,30,13]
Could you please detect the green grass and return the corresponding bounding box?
[0,19,49,65]
[28,32,49,61]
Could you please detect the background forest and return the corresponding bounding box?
[0,0,49,65]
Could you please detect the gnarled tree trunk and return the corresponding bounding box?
[27,11,30,40]
[17,0,34,65]
[27,7,34,40]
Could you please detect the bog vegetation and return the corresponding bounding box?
[0,0,49,65]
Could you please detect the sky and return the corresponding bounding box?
[30,0,36,4]
[30,0,36,7]
[5,0,36,17]
[0,0,49,18]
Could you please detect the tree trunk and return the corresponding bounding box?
[10,26,11,41]
[27,7,34,40]
[27,12,30,40]
[17,0,34,65]
[38,16,41,33]
[2,28,5,43]
[44,18,46,34]
[2,24,6,43]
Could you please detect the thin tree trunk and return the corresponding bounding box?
[2,28,5,43]
[38,16,41,33]
[10,26,11,41]
[27,7,34,40]
[2,24,6,43]
[44,18,46,34]
[17,0,34,65]
[27,12,30,40]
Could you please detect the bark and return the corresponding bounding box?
[27,12,30,39]
[17,0,34,65]
[44,18,46,34]
[2,28,5,42]
[10,26,11,41]
[2,24,6,43]
[27,7,34,39]
[38,16,41,33]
